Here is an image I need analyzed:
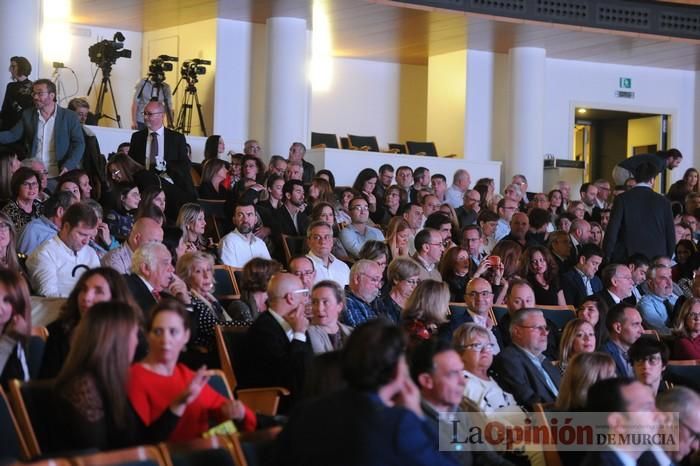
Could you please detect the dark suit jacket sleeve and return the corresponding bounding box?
[492,349,544,411]
[560,272,582,307]
[603,195,624,260]
[60,108,85,171]
[662,198,676,257]
[0,111,26,144]
[164,129,196,199]
[128,130,147,166]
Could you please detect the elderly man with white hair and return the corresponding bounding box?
[123,241,189,319]
[340,260,383,327]
[445,169,471,209]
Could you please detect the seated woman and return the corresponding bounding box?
[557,318,597,373]
[385,216,411,260]
[136,185,167,222]
[163,226,187,267]
[518,245,565,306]
[41,267,135,378]
[401,279,450,344]
[372,185,400,227]
[1,167,43,235]
[105,183,140,242]
[306,177,335,214]
[589,221,604,249]
[308,280,353,354]
[439,246,472,302]
[0,269,32,387]
[576,296,607,344]
[227,257,281,322]
[376,257,421,324]
[106,153,144,186]
[547,189,564,219]
[0,148,20,202]
[554,352,616,411]
[0,213,21,273]
[53,301,182,452]
[59,169,93,200]
[128,299,256,442]
[198,158,232,200]
[673,239,697,282]
[352,168,379,215]
[176,203,213,253]
[672,297,700,359]
[335,187,354,227]
[567,201,585,220]
[310,201,350,261]
[203,134,228,163]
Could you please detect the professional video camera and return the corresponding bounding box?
[148,54,178,84]
[180,59,211,84]
[88,32,131,71]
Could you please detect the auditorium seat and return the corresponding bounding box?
[310,132,339,149]
[406,140,438,157]
[347,134,380,152]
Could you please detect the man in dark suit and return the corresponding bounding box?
[241,273,312,413]
[593,263,636,314]
[493,308,561,411]
[288,142,315,184]
[446,278,504,352]
[561,244,604,307]
[273,319,458,466]
[582,378,659,466]
[568,218,591,264]
[273,179,309,238]
[123,241,188,320]
[0,79,84,180]
[127,101,196,220]
[603,161,676,263]
[601,303,644,378]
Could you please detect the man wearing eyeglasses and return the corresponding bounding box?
[243,272,312,414]
[306,221,350,287]
[412,228,444,282]
[493,308,561,411]
[339,197,385,259]
[340,260,382,327]
[628,336,669,396]
[637,264,676,336]
[127,101,196,220]
[657,387,700,465]
[0,79,84,184]
[450,278,503,354]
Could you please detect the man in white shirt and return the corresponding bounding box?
[445,169,471,209]
[306,221,350,287]
[219,202,272,267]
[27,202,100,297]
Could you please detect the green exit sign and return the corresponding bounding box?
[619,77,632,89]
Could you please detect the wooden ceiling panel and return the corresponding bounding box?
[69,0,700,69]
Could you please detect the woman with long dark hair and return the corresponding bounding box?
[0,269,31,387]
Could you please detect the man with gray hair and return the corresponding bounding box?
[656,387,700,464]
[306,220,350,287]
[124,241,189,318]
[17,190,77,254]
[288,141,314,183]
[445,169,471,209]
[637,264,676,335]
[101,217,163,274]
[26,202,100,297]
[340,259,382,327]
[412,228,444,281]
[493,308,561,410]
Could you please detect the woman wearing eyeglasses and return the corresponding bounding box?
[308,280,353,354]
[1,167,43,235]
[376,257,421,324]
[672,297,700,360]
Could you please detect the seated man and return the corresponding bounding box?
[26,202,100,297]
[241,272,312,413]
[124,241,189,319]
[656,387,700,465]
[273,179,308,239]
[628,336,669,396]
[306,221,350,287]
[339,197,385,259]
[219,202,271,267]
[17,191,76,254]
[274,319,457,466]
[637,264,676,335]
[601,303,644,377]
[560,243,604,307]
[492,308,561,410]
[454,189,480,228]
[451,277,503,353]
[593,263,635,313]
[101,217,163,274]
[340,260,382,327]
[412,228,444,281]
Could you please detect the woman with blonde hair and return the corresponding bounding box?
[672,297,700,359]
[176,203,211,253]
[307,177,336,211]
[0,212,20,273]
[554,352,616,411]
[557,318,597,373]
[385,216,411,260]
[376,257,421,324]
[401,279,450,342]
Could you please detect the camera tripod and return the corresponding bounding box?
[137,78,174,128]
[174,79,207,136]
[87,65,122,128]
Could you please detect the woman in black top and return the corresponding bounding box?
[518,245,566,306]
[0,57,32,130]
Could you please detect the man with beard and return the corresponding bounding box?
[219,202,271,267]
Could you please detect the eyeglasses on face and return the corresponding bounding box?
[459,342,495,352]
[142,111,163,117]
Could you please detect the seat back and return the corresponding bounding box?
[388,143,406,154]
[160,435,242,466]
[347,134,379,152]
[538,307,576,332]
[492,305,508,323]
[26,335,46,380]
[236,427,282,466]
[198,198,227,219]
[532,403,562,466]
[339,137,350,149]
[8,379,55,458]
[214,325,251,391]
[213,265,240,300]
[310,132,339,149]
[208,369,234,399]
[406,141,438,156]
[665,363,700,392]
[0,386,29,461]
[72,445,166,466]
[281,235,307,266]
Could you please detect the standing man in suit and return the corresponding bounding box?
[127,101,196,220]
[0,79,84,187]
[604,162,676,263]
[560,244,604,307]
[242,273,312,413]
[492,308,561,410]
[582,378,659,466]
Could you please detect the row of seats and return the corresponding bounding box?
[310,132,449,156]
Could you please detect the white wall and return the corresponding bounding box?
[309,57,427,152]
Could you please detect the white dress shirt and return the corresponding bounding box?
[268,309,306,342]
[26,236,100,297]
[36,109,58,176]
[307,251,350,287]
[144,125,165,171]
[219,229,271,268]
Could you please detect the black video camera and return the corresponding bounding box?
[88,32,132,69]
[180,59,211,84]
[148,55,178,84]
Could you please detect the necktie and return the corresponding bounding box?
[149,132,158,170]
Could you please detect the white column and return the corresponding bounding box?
[265,17,308,159]
[508,47,546,191]
[0,0,41,98]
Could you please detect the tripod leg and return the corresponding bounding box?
[105,78,122,128]
[95,80,106,122]
[193,92,207,136]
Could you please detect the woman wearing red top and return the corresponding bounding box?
[128,299,256,442]
[672,297,700,360]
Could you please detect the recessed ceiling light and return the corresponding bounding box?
[577,108,587,114]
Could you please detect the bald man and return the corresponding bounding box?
[101,217,164,274]
[242,273,313,413]
[128,101,196,219]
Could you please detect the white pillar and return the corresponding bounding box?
[0,0,41,98]
[508,47,546,191]
[265,17,308,159]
